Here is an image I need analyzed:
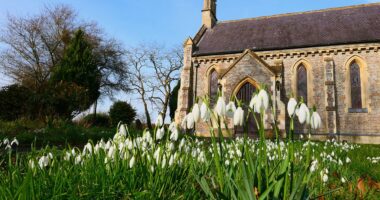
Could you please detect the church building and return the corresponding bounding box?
[175,1,380,143]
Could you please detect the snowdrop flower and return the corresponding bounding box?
[156,127,165,140]
[156,114,163,127]
[225,101,236,118]
[322,174,328,183]
[181,115,188,129]
[10,138,19,146]
[215,96,226,117]
[310,160,318,172]
[192,103,200,122]
[341,177,347,183]
[200,102,210,122]
[38,156,50,169]
[311,111,322,129]
[48,152,53,160]
[170,128,179,141]
[64,152,71,161]
[3,138,9,145]
[169,155,175,166]
[249,95,258,112]
[83,143,93,155]
[162,155,167,168]
[168,122,176,132]
[287,98,297,117]
[129,156,135,168]
[119,124,128,137]
[346,157,351,163]
[28,160,35,170]
[233,107,244,126]
[75,155,82,165]
[257,89,269,111]
[297,103,309,124]
[186,113,195,129]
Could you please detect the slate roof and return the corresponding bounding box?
[193,3,380,56]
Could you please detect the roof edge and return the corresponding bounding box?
[217,2,380,24]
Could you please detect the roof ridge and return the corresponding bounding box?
[218,2,380,24]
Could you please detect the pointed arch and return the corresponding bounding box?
[206,65,219,106]
[344,55,368,112]
[292,59,313,105]
[232,77,260,98]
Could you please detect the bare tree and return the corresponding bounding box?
[125,45,154,130]
[126,44,182,129]
[147,45,182,122]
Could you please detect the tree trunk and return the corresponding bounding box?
[161,93,170,122]
[142,98,153,130]
[93,99,98,117]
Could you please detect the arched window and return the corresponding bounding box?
[209,69,218,106]
[297,64,308,104]
[350,61,362,109]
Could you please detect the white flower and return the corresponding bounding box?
[38,156,49,169]
[156,127,165,140]
[168,122,176,132]
[287,98,297,117]
[200,102,210,122]
[48,152,53,160]
[322,174,328,183]
[192,103,200,122]
[233,107,244,126]
[310,160,318,172]
[75,155,82,165]
[170,128,179,141]
[225,101,236,118]
[83,143,93,155]
[10,138,19,146]
[297,103,309,124]
[186,113,195,129]
[64,152,71,161]
[181,115,188,129]
[249,95,258,111]
[28,160,35,169]
[311,111,322,129]
[156,114,163,127]
[129,156,135,168]
[346,157,351,163]
[3,138,9,145]
[214,96,226,117]
[341,177,347,183]
[118,124,128,137]
[257,89,269,111]
[169,155,175,166]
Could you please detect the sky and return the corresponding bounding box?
[0,0,378,121]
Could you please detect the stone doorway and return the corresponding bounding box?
[234,82,258,136]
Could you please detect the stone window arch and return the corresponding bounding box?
[345,56,368,112]
[292,59,313,105]
[208,68,219,106]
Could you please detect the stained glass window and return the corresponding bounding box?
[350,61,362,109]
[209,69,218,106]
[297,64,308,104]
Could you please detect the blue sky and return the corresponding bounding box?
[0,0,378,120]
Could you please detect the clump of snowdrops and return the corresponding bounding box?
[0,87,372,199]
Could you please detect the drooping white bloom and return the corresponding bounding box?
[3,138,9,145]
[257,89,269,111]
[287,98,297,117]
[83,143,93,155]
[225,101,236,118]
[119,124,128,137]
[297,103,310,124]
[169,155,175,166]
[170,128,179,141]
[346,157,351,163]
[129,156,135,168]
[156,114,163,127]
[10,138,19,146]
[310,160,318,172]
[200,102,210,122]
[322,174,328,183]
[310,111,322,129]
[156,127,165,140]
[341,177,347,183]
[233,107,244,126]
[168,122,176,132]
[28,160,35,169]
[75,155,82,165]
[38,156,50,169]
[192,103,200,122]
[214,96,226,117]
[249,95,258,111]
[186,113,195,129]
[181,115,188,129]
[48,152,53,160]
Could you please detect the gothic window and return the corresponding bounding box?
[209,69,218,106]
[297,64,308,104]
[350,61,362,109]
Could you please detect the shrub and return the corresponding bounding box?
[109,101,136,126]
[0,84,32,121]
[79,113,111,127]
